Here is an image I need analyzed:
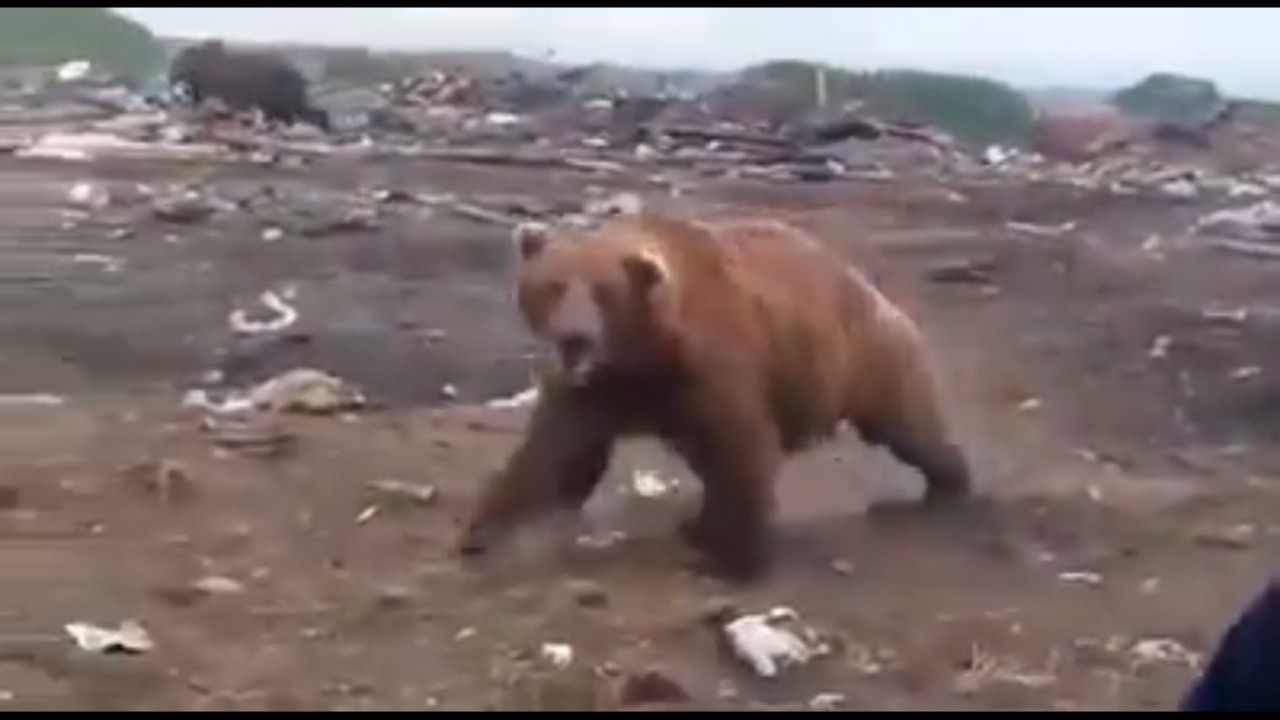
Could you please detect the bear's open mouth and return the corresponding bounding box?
[555,335,597,386]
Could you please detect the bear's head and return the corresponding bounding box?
[511,218,680,388]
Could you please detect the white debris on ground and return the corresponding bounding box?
[1129,637,1202,668]
[247,368,366,414]
[808,692,847,711]
[183,367,365,417]
[55,59,92,83]
[721,606,821,679]
[64,620,153,654]
[628,469,680,499]
[66,181,110,209]
[539,642,575,669]
[15,131,223,162]
[228,288,300,335]
[0,393,67,407]
[1193,200,1280,240]
[484,386,539,409]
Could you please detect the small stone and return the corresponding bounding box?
[829,559,854,576]
[566,579,608,609]
[0,484,18,510]
[261,226,284,242]
[617,668,691,706]
[440,384,459,400]
[152,193,213,223]
[1193,525,1256,549]
[698,597,738,626]
[376,585,415,609]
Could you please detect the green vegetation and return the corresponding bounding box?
[0,8,165,83]
[1111,73,1224,126]
[742,60,1036,147]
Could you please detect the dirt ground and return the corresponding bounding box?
[1,152,1278,710]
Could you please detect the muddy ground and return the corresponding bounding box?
[1,152,1278,710]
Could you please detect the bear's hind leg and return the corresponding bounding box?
[858,358,974,508]
[872,422,972,506]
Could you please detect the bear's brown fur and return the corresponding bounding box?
[457,211,973,581]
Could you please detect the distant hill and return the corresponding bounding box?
[740,60,1036,147]
[1023,86,1111,113]
[0,8,164,83]
[1111,73,1225,126]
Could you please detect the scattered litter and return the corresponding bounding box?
[67,181,110,209]
[71,253,124,272]
[193,575,246,596]
[1006,220,1076,238]
[1228,366,1261,381]
[485,386,538,409]
[1148,335,1172,359]
[721,606,818,678]
[1192,524,1256,549]
[0,394,66,407]
[229,288,299,335]
[808,692,847,711]
[829,559,855,576]
[182,388,255,415]
[366,478,439,507]
[539,642,574,669]
[1194,201,1280,240]
[355,505,379,524]
[56,59,92,83]
[64,620,153,655]
[1058,570,1104,587]
[247,368,365,415]
[1129,638,1200,668]
[629,469,679,498]
[574,530,627,550]
[1159,178,1198,200]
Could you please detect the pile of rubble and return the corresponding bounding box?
[7,53,1280,207]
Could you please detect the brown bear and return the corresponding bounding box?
[457,211,974,581]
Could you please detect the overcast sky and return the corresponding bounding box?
[114,7,1280,97]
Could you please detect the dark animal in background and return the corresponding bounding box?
[168,40,330,131]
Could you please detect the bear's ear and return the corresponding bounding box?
[512,221,553,262]
[622,248,669,293]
